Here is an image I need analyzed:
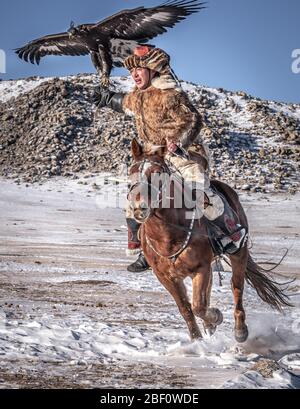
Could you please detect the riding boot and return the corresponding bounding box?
[126,218,150,272]
[126,217,142,256]
[127,252,150,273]
[212,201,247,255]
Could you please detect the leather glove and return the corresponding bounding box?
[93,87,125,113]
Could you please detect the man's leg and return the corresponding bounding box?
[126,204,150,272]
[203,190,247,254]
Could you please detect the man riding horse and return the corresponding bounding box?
[94,46,247,272]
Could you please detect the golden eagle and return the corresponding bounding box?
[15,1,205,87]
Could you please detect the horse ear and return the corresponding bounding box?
[131,138,143,159]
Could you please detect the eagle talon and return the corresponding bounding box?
[100,75,110,88]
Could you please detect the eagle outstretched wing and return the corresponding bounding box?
[92,0,205,41]
[15,32,90,65]
[109,39,151,67]
[15,0,205,80]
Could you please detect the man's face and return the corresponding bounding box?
[131,67,154,90]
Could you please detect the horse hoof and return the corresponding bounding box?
[208,308,223,326]
[191,330,202,340]
[204,324,217,337]
[235,326,249,343]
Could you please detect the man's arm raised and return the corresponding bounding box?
[93,88,125,113]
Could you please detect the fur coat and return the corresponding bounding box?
[122,76,203,150]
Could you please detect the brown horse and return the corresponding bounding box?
[128,139,292,342]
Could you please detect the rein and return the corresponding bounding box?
[145,207,197,262]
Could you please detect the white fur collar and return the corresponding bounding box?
[151,74,182,91]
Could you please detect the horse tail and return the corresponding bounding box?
[245,252,293,310]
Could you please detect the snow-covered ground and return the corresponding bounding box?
[0,75,134,105]
[0,176,299,388]
[0,77,50,103]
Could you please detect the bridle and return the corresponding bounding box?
[128,158,196,262]
[128,158,170,216]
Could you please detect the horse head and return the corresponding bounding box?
[128,138,170,223]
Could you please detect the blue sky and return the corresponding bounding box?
[0,0,299,103]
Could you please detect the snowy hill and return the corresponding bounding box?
[0,74,299,192]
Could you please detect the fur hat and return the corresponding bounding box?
[124,46,171,75]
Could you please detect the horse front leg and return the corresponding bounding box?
[229,247,249,343]
[155,273,202,340]
[192,269,223,335]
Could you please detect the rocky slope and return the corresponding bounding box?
[0,74,299,192]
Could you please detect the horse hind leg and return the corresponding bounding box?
[192,269,223,335]
[229,246,249,343]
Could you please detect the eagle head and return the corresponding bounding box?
[68,21,79,37]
